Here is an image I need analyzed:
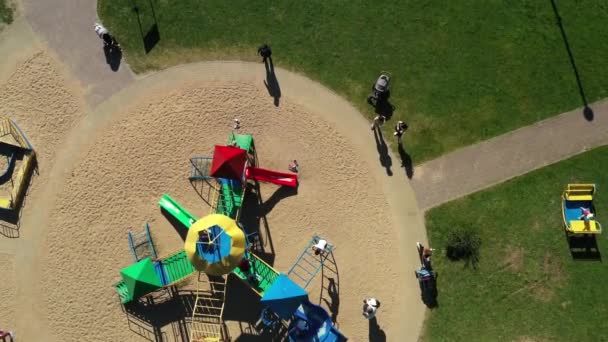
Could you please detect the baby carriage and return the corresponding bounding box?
[415,266,438,307]
[367,72,391,106]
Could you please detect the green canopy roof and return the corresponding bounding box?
[228,133,254,152]
[120,258,162,299]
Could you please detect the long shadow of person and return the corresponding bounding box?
[369,317,387,342]
[373,126,392,176]
[397,143,414,179]
[322,277,340,323]
[104,45,123,71]
[263,58,281,106]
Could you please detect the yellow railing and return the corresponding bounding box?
[190,273,228,342]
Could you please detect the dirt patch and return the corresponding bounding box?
[531,251,565,302]
[503,245,525,272]
[513,336,548,342]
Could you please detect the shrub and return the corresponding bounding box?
[446,228,481,268]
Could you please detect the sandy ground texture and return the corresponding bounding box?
[0,20,427,342]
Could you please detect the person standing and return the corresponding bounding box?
[257,44,272,63]
[362,297,381,319]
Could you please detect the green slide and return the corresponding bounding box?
[232,252,280,296]
[159,194,197,228]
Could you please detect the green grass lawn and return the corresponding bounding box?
[0,0,14,25]
[423,146,608,341]
[98,1,608,163]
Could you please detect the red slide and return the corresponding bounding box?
[245,167,298,188]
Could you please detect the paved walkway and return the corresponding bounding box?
[21,0,134,106]
[412,100,608,210]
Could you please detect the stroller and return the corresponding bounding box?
[367,72,391,106]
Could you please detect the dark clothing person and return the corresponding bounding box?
[394,121,408,144]
[258,44,272,62]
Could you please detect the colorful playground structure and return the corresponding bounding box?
[114,133,344,341]
[0,118,35,211]
[561,184,602,235]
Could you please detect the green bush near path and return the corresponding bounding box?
[98,1,608,163]
[423,146,608,341]
[0,0,14,25]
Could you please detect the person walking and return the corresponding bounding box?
[257,44,272,63]
[94,23,119,48]
[371,114,386,130]
[393,120,408,144]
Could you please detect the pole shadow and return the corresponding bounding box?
[131,0,161,54]
[263,58,281,107]
[549,0,593,121]
[373,126,392,176]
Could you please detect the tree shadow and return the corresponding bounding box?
[566,233,601,261]
[397,143,414,179]
[103,45,123,71]
[131,0,161,54]
[263,58,281,107]
[373,126,392,176]
[549,0,593,121]
[368,317,386,342]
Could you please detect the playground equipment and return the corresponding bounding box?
[190,157,213,180]
[288,235,334,289]
[0,118,35,211]
[128,223,157,262]
[190,273,229,342]
[114,133,342,341]
[245,166,298,188]
[289,301,346,342]
[184,213,247,275]
[561,184,602,235]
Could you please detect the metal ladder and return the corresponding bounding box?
[190,273,228,342]
[127,222,157,262]
[190,157,213,180]
[287,235,334,288]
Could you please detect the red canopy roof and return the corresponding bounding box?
[210,145,247,180]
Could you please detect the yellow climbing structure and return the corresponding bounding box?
[0,118,35,210]
[190,273,229,342]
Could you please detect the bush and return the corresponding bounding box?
[0,0,14,25]
[446,228,481,267]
